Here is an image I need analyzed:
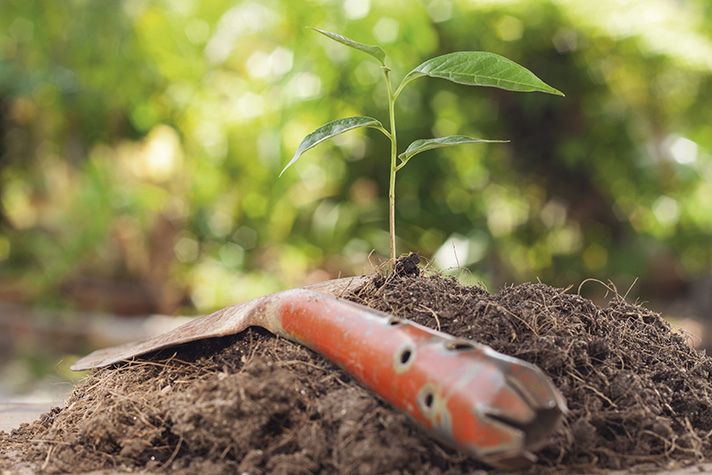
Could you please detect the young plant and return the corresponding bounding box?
[281,28,563,269]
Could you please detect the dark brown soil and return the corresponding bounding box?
[2,254,712,474]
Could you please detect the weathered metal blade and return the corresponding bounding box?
[70,275,566,469]
[70,276,369,371]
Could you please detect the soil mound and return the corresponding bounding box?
[2,255,712,473]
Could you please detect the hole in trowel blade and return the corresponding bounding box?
[423,392,434,409]
[445,340,477,351]
[417,385,437,414]
[394,343,416,373]
[388,317,405,326]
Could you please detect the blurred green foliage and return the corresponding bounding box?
[1,0,711,315]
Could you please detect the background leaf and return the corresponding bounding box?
[280,117,384,176]
[309,27,386,66]
[399,135,508,164]
[401,51,564,96]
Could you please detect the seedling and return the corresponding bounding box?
[281,28,563,269]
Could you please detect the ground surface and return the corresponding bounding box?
[2,254,712,474]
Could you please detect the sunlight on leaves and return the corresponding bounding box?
[398,135,508,165]
[280,117,386,176]
[400,51,564,96]
[309,27,386,66]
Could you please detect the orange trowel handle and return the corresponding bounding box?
[267,289,566,468]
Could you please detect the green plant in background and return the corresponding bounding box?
[1,0,710,397]
[281,28,563,269]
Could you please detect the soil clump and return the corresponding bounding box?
[2,254,712,473]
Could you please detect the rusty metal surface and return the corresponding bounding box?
[268,289,566,468]
[70,276,369,371]
[71,275,565,467]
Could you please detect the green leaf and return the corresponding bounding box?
[280,117,384,176]
[398,135,508,165]
[309,27,386,66]
[400,51,564,96]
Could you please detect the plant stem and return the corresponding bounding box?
[383,67,397,270]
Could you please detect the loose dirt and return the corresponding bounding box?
[2,254,712,474]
